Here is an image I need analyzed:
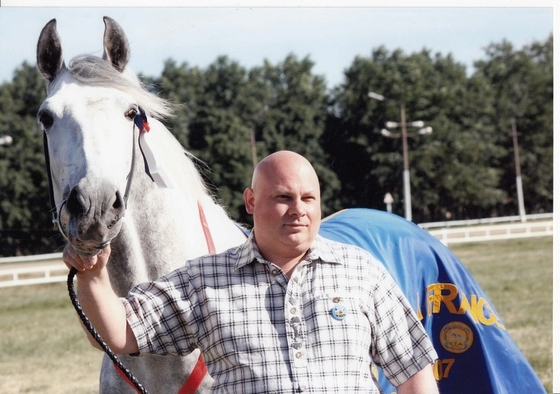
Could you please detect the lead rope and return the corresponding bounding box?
[66,202,214,394]
[67,267,149,394]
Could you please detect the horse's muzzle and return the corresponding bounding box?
[57,181,125,255]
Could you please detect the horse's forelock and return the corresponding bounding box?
[63,55,173,120]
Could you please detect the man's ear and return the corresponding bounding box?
[243,188,255,214]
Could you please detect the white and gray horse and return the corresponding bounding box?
[37,17,246,393]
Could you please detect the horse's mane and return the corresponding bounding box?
[56,55,173,120]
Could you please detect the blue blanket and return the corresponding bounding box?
[319,208,544,394]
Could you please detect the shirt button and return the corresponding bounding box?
[300,384,309,391]
[332,296,341,303]
[290,307,297,314]
[295,351,303,358]
[271,268,280,276]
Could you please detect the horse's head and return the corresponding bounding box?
[36,17,170,256]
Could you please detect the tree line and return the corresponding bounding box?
[0,35,552,256]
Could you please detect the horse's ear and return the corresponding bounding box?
[37,19,66,83]
[102,16,130,73]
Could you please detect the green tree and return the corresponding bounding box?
[251,54,341,217]
[152,54,341,225]
[325,47,508,221]
[147,59,205,149]
[415,52,507,220]
[473,35,553,214]
[187,56,256,222]
[146,58,255,221]
[0,63,62,256]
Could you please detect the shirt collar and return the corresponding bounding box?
[233,231,343,271]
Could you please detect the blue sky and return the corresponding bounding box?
[0,6,553,88]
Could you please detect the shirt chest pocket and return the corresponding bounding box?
[302,293,372,355]
[203,283,288,362]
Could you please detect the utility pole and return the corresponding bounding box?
[511,119,526,222]
[249,128,258,168]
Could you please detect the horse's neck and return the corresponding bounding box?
[107,126,246,295]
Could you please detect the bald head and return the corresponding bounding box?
[244,150,322,269]
[251,150,320,191]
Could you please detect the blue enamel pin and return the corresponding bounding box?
[331,304,347,321]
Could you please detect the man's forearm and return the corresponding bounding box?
[76,268,139,354]
[397,364,439,394]
[63,245,139,355]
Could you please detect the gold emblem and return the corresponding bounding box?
[439,321,474,354]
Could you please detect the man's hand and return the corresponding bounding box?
[62,244,111,273]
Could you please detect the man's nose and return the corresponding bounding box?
[289,198,306,216]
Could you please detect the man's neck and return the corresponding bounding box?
[264,251,309,279]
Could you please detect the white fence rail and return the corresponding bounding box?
[427,220,553,245]
[0,263,68,288]
[0,252,63,264]
[0,252,66,288]
[419,212,553,229]
[0,218,553,288]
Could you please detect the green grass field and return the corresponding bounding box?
[0,236,552,393]
[0,282,102,394]
[450,236,552,393]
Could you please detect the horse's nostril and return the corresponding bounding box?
[66,187,86,217]
[112,190,125,212]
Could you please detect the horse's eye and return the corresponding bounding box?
[38,111,54,129]
[125,108,138,120]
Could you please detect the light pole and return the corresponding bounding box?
[369,92,432,221]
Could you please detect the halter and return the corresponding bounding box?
[44,107,208,240]
[43,108,142,239]
[44,107,215,394]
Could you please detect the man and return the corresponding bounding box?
[64,150,439,393]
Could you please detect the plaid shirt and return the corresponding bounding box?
[123,233,437,393]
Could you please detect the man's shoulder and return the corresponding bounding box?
[186,242,246,271]
[316,234,374,256]
[315,235,389,275]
